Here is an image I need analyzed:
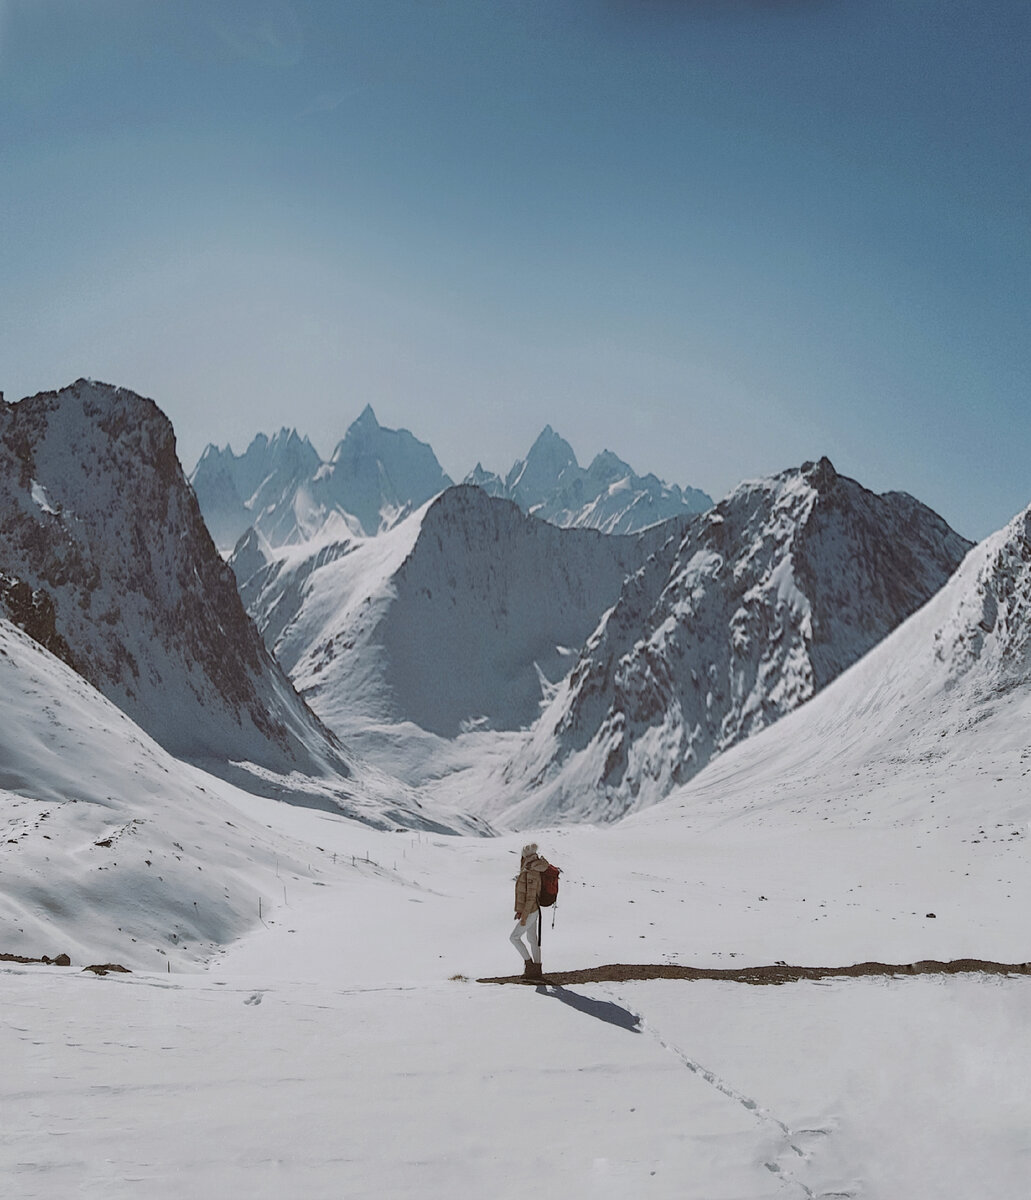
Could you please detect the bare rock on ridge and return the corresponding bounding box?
[499,457,974,823]
[0,379,348,777]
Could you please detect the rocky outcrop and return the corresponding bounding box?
[0,380,349,774]
[499,458,973,822]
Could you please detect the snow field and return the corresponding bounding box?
[8,776,1029,1200]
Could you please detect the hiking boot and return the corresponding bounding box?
[525,961,543,980]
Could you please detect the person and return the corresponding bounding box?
[510,842,550,978]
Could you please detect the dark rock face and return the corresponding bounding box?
[505,459,973,821]
[0,380,346,772]
[0,573,77,669]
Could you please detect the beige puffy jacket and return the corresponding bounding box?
[514,854,549,923]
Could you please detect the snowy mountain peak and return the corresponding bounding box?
[0,380,352,783]
[243,483,681,752]
[192,409,451,548]
[802,455,839,493]
[506,426,579,504]
[351,403,380,430]
[468,430,712,536]
[268,427,313,454]
[324,412,452,535]
[586,449,634,484]
[496,460,972,824]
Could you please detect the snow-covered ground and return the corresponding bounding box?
[6,483,1031,1197]
[5,767,1030,1199]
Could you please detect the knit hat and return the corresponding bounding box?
[521,842,538,858]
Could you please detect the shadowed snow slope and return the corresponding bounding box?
[495,458,972,825]
[0,611,485,968]
[0,617,324,970]
[647,498,1031,830]
[236,485,686,742]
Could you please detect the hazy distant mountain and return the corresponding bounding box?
[190,407,451,551]
[190,429,323,550]
[322,404,454,537]
[494,457,973,824]
[465,425,712,535]
[192,415,709,552]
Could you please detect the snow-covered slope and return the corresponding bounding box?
[235,486,686,743]
[652,495,1031,830]
[0,616,320,970]
[6,651,1030,1199]
[6,499,1031,1200]
[190,405,452,550]
[466,425,712,535]
[496,458,972,824]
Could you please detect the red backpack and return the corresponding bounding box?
[538,864,561,908]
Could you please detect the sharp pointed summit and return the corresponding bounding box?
[192,407,452,546]
[493,460,973,824]
[465,429,712,535]
[350,403,380,431]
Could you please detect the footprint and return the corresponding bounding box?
[243,992,263,1006]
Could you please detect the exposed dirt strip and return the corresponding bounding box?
[478,958,1031,986]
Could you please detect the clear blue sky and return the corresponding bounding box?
[1,1,1028,540]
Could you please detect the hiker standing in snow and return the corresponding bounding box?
[510,842,549,978]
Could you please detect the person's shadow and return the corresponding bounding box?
[536,984,641,1033]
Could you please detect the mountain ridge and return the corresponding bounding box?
[191,418,711,551]
[492,456,973,825]
[0,380,481,832]
[190,409,452,550]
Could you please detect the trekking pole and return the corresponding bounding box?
[537,908,543,958]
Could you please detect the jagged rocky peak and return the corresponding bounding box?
[505,425,579,506]
[801,455,838,493]
[329,404,391,459]
[0,379,348,777]
[192,406,453,547]
[189,426,323,551]
[322,409,452,536]
[350,403,379,430]
[465,462,506,496]
[499,458,973,825]
[465,426,712,536]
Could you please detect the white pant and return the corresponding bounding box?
[510,912,541,963]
